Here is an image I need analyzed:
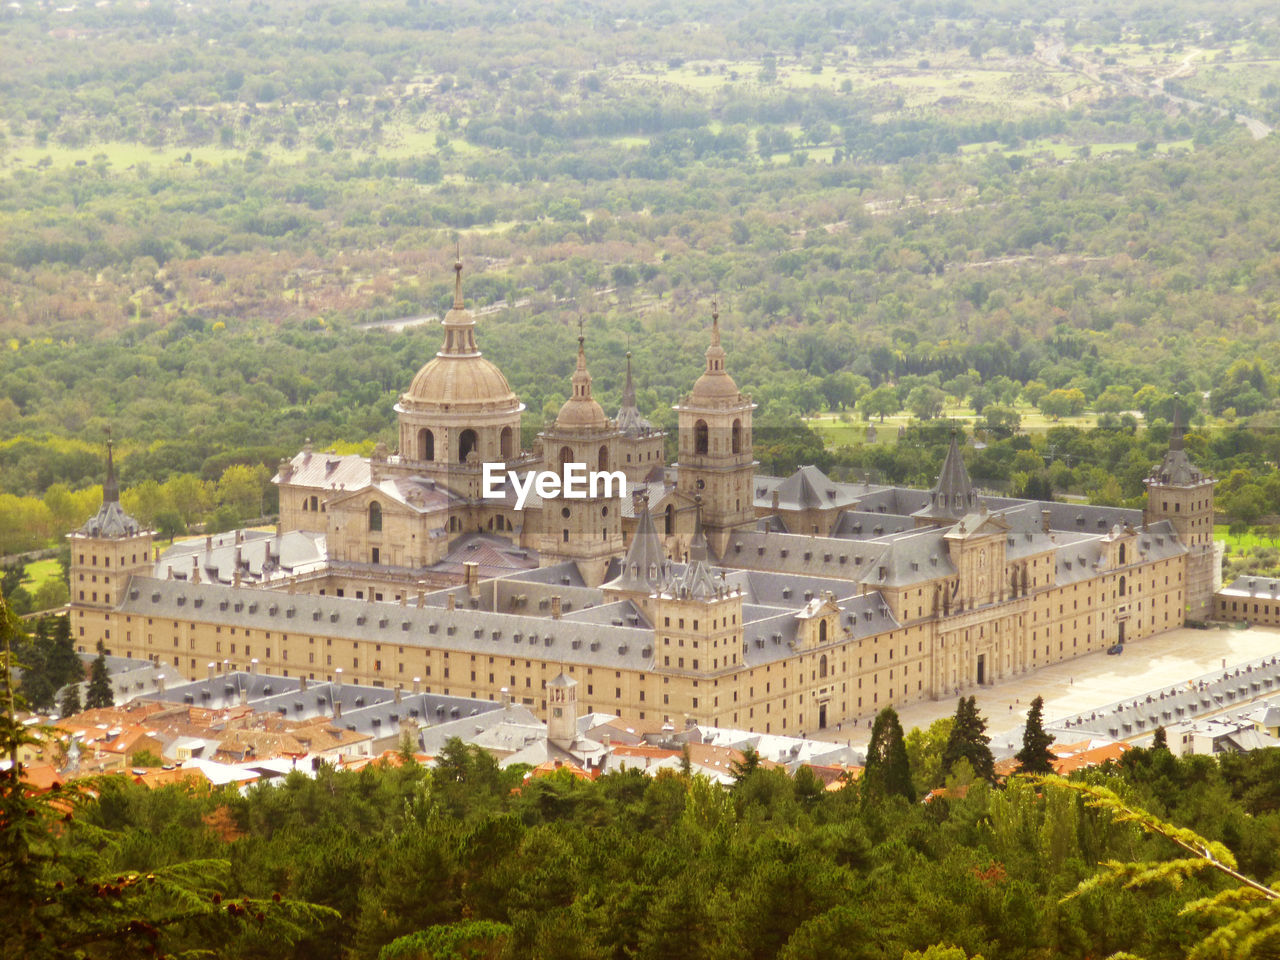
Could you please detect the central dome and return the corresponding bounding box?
[398,261,521,413]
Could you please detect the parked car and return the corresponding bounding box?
[1107,644,1124,655]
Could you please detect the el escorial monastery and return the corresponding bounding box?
[68,260,1220,735]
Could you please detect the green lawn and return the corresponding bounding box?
[21,558,62,594]
[1216,523,1280,554]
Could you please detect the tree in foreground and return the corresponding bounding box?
[1048,776,1280,960]
[862,706,914,804]
[941,696,995,782]
[58,681,82,717]
[1152,724,1169,751]
[85,640,113,709]
[1015,695,1055,774]
[1,593,336,958]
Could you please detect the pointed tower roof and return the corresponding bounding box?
[688,498,712,563]
[76,436,144,539]
[687,301,743,404]
[555,325,608,430]
[1148,399,1211,487]
[616,351,654,437]
[398,256,522,412]
[604,504,669,593]
[913,433,977,522]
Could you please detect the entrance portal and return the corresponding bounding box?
[977,654,986,686]
[818,703,828,730]
[1118,621,1126,644]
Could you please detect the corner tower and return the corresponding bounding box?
[674,304,756,556]
[1144,408,1217,620]
[394,257,525,498]
[67,437,153,653]
[536,329,625,585]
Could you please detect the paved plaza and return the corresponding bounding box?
[822,624,1280,748]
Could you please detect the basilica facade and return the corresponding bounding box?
[67,262,1220,734]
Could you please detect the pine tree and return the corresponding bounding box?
[58,683,81,718]
[1152,725,1169,752]
[1015,695,1055,774]
[941,696,994,782]
[84,641,113,709]
[862,706,914,804]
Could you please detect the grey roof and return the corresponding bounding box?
[913,435,977,522]
[754,466,868,511]
[666,557,720,600]
[275,449,372,492]
[723,530,891,580]
[118,576,659,672]
[830,511,915,540]
[157,530,327,584]
[1148,409,1212,488]
[1219,575,1280,599]
[860,529,955,587]
[606,505,670,594]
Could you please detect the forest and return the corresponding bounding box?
[5,0,1280,566]
[7,621,1280,960]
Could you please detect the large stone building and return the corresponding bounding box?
[68,263,1218,734]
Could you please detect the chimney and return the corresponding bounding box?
[300,676,308,692]
[157,673,166,695]
[464,561,480,598]
[632,489,646,515]
[394,685,402,705]
[446,593,456,612]
[205,535,212,552]
[239,686,248,707]
[1041,509,1052,535]
[250,658,259,675]
[208,662,216,681]
[334,667,343,695]
[222,658,230,677]
[551,595,562,620]
[367,588,376,603]
[399,592,407,607]
[235,529,243,546]
[191,556,201,584]
[335,700,342,719]
[601,731,611,750]
[412,676,421,695]
[772,489,780,512]
[278,457,293,482]
[166,566,174,580]
[500,686,511,708]
[416,590,425,608]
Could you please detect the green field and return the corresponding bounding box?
[20,558,62,594]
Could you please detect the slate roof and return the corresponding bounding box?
[753,466,868,511]
[615,352,658,438]
[118,577,659,671]
[859,529,955,588]
[157,531,327,584]
[276,449,372,492]
[913,434,978,522]
[430,533,540,579]
[605,504,670,594]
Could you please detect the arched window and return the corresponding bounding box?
[559,446,574,471]
[1119,575,1126,597]
[598,444,609,471]
[819,619,827,644]
[368,502,382,532]
[1118,543,1126,565]
[459,429,478,463]
[694,420,709,455]
[419,428,434,461]
[664,504,674,536]
[500,426,513,460]
[819,654,828,678]
[309,495,318,511]
[731,418,742,454]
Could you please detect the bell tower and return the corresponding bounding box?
[1144,406,1217,620]
[536,326,625,585]
[67,436,153,654]
[674,304,756,556]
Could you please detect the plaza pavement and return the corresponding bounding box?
[820,624,1280,748]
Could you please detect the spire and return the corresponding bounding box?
[438,252,479,357]
[1171,394,1185,452]
[452,246,463,310]
[704,299,726,374]
[571,318,592,401]
[689,497,710,563]
[622,351,636,408]
[605,503,669,593]
[915,431,976,522]
[103,429,118,505]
